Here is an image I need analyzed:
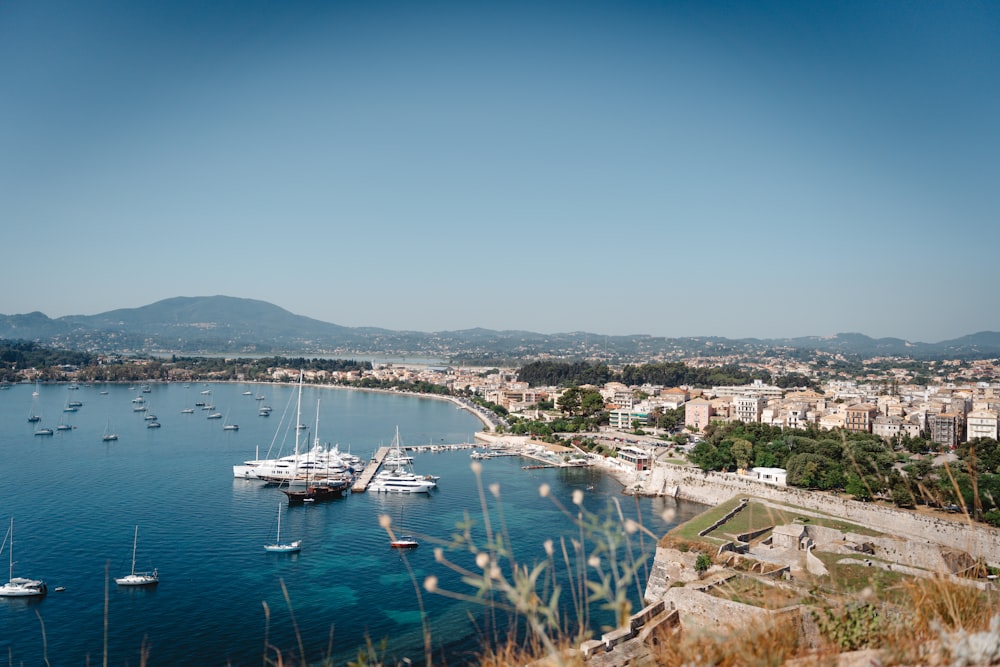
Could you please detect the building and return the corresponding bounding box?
[684,398,714,432]
[966,409,999,442]
[844,403,878,433]
[751,467,787,486]
[733,395,764,424]
[618,446,651,471]
[929,412,963,449]
[608,407,651,430]
[711,379,784,400]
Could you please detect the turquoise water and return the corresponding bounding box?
[0,382,703,665]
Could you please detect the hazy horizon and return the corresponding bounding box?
[2,1,998,341]
[2,294,996,344]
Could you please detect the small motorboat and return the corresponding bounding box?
[390,536,419,549]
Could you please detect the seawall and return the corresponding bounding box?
[606,461,1000,568]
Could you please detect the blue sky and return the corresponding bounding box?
[2,0,997,342]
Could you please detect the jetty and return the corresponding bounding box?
[352,446,390,493]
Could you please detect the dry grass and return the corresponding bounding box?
[651,616,803,667]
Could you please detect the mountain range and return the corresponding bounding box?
[2,295,999,362]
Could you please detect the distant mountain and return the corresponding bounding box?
[1,296,998,361]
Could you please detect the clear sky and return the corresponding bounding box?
[2,0,997,342]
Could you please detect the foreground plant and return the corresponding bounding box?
[405,462,663,666]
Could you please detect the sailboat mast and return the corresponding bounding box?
[130,525,139,575]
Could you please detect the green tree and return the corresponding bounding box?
[557,387,581,416]
[731,438,753,471]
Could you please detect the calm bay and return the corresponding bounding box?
[1,381,703,665]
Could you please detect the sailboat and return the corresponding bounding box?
[264,504,301,553]
[102,418,119,442]
[27,384,41,423]
[389,505,419,549]
[115,525,158,586]
[0,518,47,597]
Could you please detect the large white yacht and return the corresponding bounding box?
[367,468,437,493]
[367,426,438,493]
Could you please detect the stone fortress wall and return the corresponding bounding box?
[627,463,1000,567]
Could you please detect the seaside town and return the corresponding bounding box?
[6,347,1000,665]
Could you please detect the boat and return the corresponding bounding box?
[206,412,223,420]
[102,418,119,442]
[34,427,54,436]
[180,408,195,414]
[27,386,41,423]
[223,410,238,430]
[146,421,161,428]
[283,477,350,505]
[280,396,350,504]
[368,427,438,494]
[264,504,301,552]
[56,422,72,431]
[390,536,419,549]
[389,504,419,548]
[115,525,158,586]
[0,518,47,597]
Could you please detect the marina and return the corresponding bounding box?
[0,380,701,666]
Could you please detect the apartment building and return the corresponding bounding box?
[733,395,765,424]
[683,398,712,432]
[608,406,651,430]
[929,412,963,448]
[966,409,999,442]
[844,403,878,433]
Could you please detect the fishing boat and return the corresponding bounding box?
[0,518,47,597]
[115,525,159,586]
[263,504,301,553]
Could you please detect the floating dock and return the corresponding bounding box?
[352,446,389,493]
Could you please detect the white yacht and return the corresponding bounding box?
[368,426,438,494]
[368,468,437,493]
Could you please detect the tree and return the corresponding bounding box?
[845,473,873,501]
[580,390,606,417]
[695,553,712,574]
[557,387,581,416]
[731,438,753,471]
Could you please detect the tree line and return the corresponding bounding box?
[688,421,1000,526]
[515,360,795,389]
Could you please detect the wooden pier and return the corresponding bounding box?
[352,446,389,493]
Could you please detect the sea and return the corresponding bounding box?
[0,381,705,666]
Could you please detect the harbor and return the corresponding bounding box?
[0,380,688,667]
